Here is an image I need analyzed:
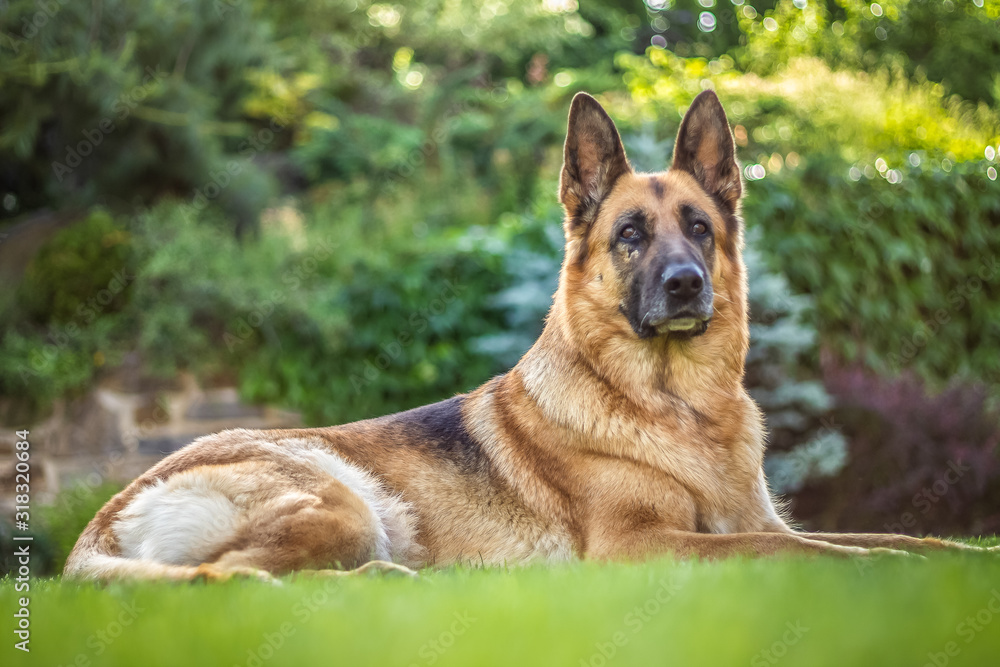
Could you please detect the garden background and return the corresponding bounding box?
[1,0,999,576]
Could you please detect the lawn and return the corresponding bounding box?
[4,540,1000,667]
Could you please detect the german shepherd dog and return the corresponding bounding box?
[66,91,993,582]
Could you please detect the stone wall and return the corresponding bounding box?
[0,372,301,509]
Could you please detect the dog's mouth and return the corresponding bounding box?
[650,315,711,338]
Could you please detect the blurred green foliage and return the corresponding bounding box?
[1,0,999,523]
[0,0,275,228]
[620,50,998,164]
[829,0,1000,105]
[17,209,131,324]
[0,481,121,577]
[747,155,1000,385]
[36,481,122,575]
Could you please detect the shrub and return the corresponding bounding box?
[16,209,132,325]
[0,210,134,414]
[733,0,1000,105]
[746,155,1000,388]
[1,177,512,423]
[36,482,123,576]
[0,481,121,577]
[469,185,565,369]
[744,228,848,494]
[620,52,999,165]
[0,0,277,223]
[793,366,1000,536]
[236,208,509,424]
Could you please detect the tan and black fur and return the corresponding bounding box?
[65,92,993,582]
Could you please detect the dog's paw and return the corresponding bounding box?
[294,560,419,579]
[823,545,917,559]
[353,560,420,578]
[828,545,870,557]
[938,541,1000,553]
[867,547,926,560]
[193,563,280,585]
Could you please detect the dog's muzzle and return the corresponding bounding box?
[650,263,712,337]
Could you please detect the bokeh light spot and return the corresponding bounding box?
[404,71,424,88]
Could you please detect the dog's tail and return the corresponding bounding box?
[65,550,241,581]
[62,486,259,583]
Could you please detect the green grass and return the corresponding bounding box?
[4,544,1000,667]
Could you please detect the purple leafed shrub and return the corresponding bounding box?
[790,365,1000,537]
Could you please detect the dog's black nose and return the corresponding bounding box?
[663,264,705,301]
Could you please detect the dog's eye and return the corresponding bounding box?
[620,225,638,241]
[691,222,708,236]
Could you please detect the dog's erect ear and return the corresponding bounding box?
[560,93,631,234]
[671,90,742,214]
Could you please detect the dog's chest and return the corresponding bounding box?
[595,439,769,536]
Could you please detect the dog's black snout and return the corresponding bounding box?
[663,264,705,301]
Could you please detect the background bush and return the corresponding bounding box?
[747,156,1000,387]
[1,0,998,536]
[799,366,1000,536]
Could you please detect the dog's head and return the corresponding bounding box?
[558,91,744,343]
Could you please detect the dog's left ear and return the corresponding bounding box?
[560,93,631,234]
[671,90,742,214]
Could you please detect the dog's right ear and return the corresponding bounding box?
[560,93,631,236]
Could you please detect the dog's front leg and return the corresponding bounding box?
[587,527,905,561]
[789,532,995,554]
